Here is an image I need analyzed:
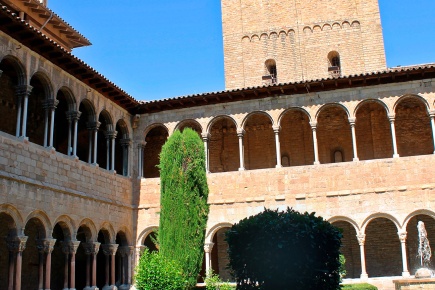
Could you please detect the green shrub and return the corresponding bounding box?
[205,270,236,290]
[341,283,378,290]
[135,250,187,290]
[339,254,347,279]
[159,128,210,288]
[226,208,342,290]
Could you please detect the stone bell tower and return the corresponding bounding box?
[221,0,387,90]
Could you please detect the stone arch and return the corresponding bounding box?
[394,94,433,157]
[279,108,314,166]
[115,118,130,176]
[137,225,159,246]
[315,103,350,121]
[260,33,268,41]
[288,29,295,35]
[99,222,116,243]
[242,36,250,43]
[55,86,77,155]
[332,22,342,29]
[251,34,259,42]
[0,208,20,288]
[208,115,239,173]
[77,218,98,242]
[57,86,76,111]
[207,223,233,282]
[25,210,52,238]
[53,215,75,240]
[403,209,435,229]
[303,26,312,33]
[361,213,401,232]
[322,23,332,31]
[143,123,169,178]
[97,109,115,170]
[354,99,393,160]
[278,30,287,37]
[342,21,351,28]
[354,99,389,117]
[351,21,361,28]
[316,104,353,163]
[175,119,203,135]
[79,98,97,121]
[76,98,97,162]
[243,111,276,170]
[313,25,321,32]
[0,54,27,85]
[0,204,24,232]
[30,71,53,99]
[116,226,132,246]
[205,222,233,244]
[328,216,360,233]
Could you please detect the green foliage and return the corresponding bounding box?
[135,250,187,290]
[205,270,236,290]
[225,208,342,290]
[159,128,210,288]
[341,283,378,290]
[339,254,347,280]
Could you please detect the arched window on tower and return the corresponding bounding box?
[327,51,341,78]
[262,59,277,85]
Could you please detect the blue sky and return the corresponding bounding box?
[49,1,435,101]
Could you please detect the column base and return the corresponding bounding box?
[313,161,320,165]
[393,154,400,158]
[83,287,99,290]
[102,285,118,290]
[118,285,131,290]
[402,271,411,278]
[360,273,368,280]
[275,165,283,168]
[238,167,245,171]
[353,158,359,162]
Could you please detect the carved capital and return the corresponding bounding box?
[6,236,28,253]
[118,246,134,257]
[357,233,366,246]
[82,242,100,255]
[102,243,119,256]
[201,132,210,141]
[348,117,356,126]
[398,231,407,243]
[37,238,57,254]
[429,110,435,119]
[388,114,396,123]
[15,85,33,98]
[204,242,214,254]
[66,110,82,122]
[272,125,281,134]
[120,138,132,147]
[61,240,81,254]
[42,99,59,110]
[105,130,118,139]
[236,128,245,137]
[309,122,317,130]
[86,121,101,131]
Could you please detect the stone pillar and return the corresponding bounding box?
[120,139,131,176]
[237,129,245,171]
[201,133,210,172]
[273,125,282,168]
[15,85,32,138]
[388,115,400,158]
[429,111,435,154]
[204,242,214,275]
[87,122,101,165]
[61,240,80,290]
[66,113,73,156]
[348,118,359,161]
[42,239,56,290]
[38,249,44,290]
[398,231,410,277]
[138,141,146,179]
[42,99,59,148]
[6,239,15,290]
[83,242,100,290]
[70,241,80,290]
[66,111,81,157]
[61,244,69,290]
[105,130,117,171]
[135,246,145,267]
[118,246,134,288]
[310,122,320,165]
[7,236,27,290]
[357,234,368,280]
[102,244,119,290]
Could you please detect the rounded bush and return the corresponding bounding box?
[226,208,342,290]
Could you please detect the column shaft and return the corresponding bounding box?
[70,252,76,289]
[67,118,72,156]
[85,254,90,287]
[389,116,400,158]
[15,252,22,290]
[92,253,97,287]
[105,254,110,286]
[48,107,55,148]
[310,123,320,165]
[15,96,22,137]
[73,119,78,157]
[430,115,435,154]
[21,94,29,138]
[38,252,44,290]
[45,251,52,290]
[43,108,49,147]
[88,130,93,163]
[111,254,116,286]
[93,129,98,165]
[8,251,15,290]
[111,137,115,171]
[63,253,69,289]
[106,137,110,170]
[237,131,245,171]
[274,128,282,168]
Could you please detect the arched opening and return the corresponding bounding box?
[96,229,111,289]
[0,57,21,136]
[405,215,435,275]
[177,120,202,136]
[365,218,401,277]
[75,225,93,290]
[54,88,74,155]
[115,120,130,176]
[22,217,47,289]
[244,113,275,170]
[76,100,96,163]
[328,51,341,77]
[210,227,232,281]
[97,110,114,170]
[142,232,158,252]
[331,221,361,279]
[28,74,50,146]
[51,223,71,290]
[395,97,433,157]
[263,59,277,84]
[317,106,353,164]
[0,212,18,289]
[209,117,239,173]
[355,101,392,160]
[280,109,314,166]
[143,126,168,178]
[115,232,129,287]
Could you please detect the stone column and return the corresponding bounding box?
[105,130,117,171]
[273,125,282,168]
[68,111,81,157]
[388,115,400,158]
[357,234,368,280]
[348,118,359,161]
[201,133,210,172]
[310,122,320,165]
[42,239,56,290]
[42,99,59,148]
[120,139,131,176]
[237,129,245,171]
[38,246,44,290]
[398,231,410,277]
[83,242,100,290]
[138,141,146,179]
[15,85,32,138]
[6,238,15,290]
[102,244,119,290]
[135,246,145,267]
[429,111,435,154]
[118,246,134,287]
[87,122,101,165]
[61,243,69,290]
[127,247,133,286]
[69,241,80,290]
[7,236,27,290]
[204,242,214,275]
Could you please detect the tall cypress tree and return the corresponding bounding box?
[158,128,210,288]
